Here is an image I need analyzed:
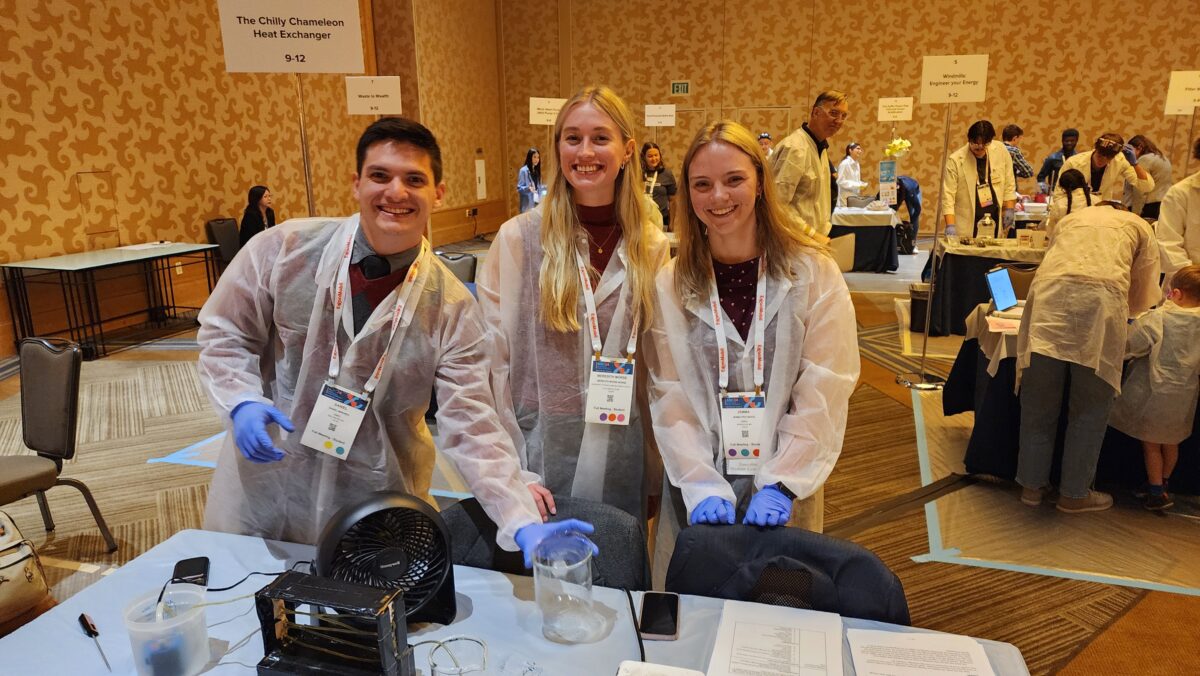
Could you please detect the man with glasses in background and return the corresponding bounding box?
[769,90,849,236]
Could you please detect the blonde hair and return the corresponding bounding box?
[539,85,656,333]
[674,120,830,301]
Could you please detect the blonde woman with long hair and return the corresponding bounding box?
[644,121,859,582]
[477,86,669,522]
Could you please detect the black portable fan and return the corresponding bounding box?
[315,491,457,625]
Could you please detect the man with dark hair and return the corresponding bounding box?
[769,90,848,236]
[758,132,774,157]
[940,120,1017,236]
[197,117,590,563]
[1002,124,1034,180]
[1053,132,1153,205]
[1037,128,1080,193]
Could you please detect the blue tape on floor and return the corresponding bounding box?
[147,432,224,468]
[911,389,934,487]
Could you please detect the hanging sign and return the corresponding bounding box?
[877,97,913,122]
[645,104,677,127]
[1165,71,1200,115]
[345,76,402,115]
[920,55,988,104]
[217,0,364,73]
[530,97,568,125]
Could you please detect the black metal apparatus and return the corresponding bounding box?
[315,491,457,626]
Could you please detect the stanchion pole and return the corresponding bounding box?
[295,74,316,217]
[897,104,954,390]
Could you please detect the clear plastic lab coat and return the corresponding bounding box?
[643,254,860,516]
[770,128,833,236]
[477,208,670,519]
[1109,302,1200,444]
[198,216,540,547]
[836,156,867,207]
[1054,150,1153,205]
[1157,171,1200,276]
[940,141,1016,230]
[1016,205,1160,393]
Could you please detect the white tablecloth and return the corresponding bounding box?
[832,207,901,227]
[1,529,1030,675]
[964,303,1019,376]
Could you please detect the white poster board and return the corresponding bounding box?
[1165,71,1200,114]
[645,104,676,127]
[920,55,989,104]
[345,76,402,115]
[217,0,364,73]
[877,97,913,122]
[475,159,487,201]
[530,97,568,125]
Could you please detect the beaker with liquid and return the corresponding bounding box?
[533,530,601,643]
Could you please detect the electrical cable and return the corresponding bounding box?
[622,588,645,662]
[157,560,311,604]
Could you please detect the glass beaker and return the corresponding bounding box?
[532,531,599,643]
[429,637,487,676]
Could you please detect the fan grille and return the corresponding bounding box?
[328,507,449,616]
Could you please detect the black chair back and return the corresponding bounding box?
[19,338,82,463]
[666,525,910,625]
[435,251,477,284]
[205,218,241,266]
[441,496,649,590]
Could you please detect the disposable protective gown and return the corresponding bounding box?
[644,254,860,516]
[1016,205,1160,393]
[477,208,669,519]
[1054,151,1152,205]
[1109,302,1200,444]
[198,216,540,547]
[770,128,833,236]
[1158,171,1200,276]
[836,156,867,207]
[940,141,1016,231]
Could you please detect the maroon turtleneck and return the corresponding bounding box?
[713,257,760,341]
[577,203,621,274]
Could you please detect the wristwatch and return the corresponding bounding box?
[771,482,797,500]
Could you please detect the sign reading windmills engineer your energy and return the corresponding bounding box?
[217,0,364,73]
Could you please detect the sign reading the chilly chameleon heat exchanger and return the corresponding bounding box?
[920,55,988,104]
[217,0,364,73]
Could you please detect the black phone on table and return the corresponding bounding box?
[638,591,680,640]
[172,556,210,587]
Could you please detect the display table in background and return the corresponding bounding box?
[1,529,1029,675]
[927,241,1044,336]
[943,304,1200,494]
[0,243,219,359]
[829,207,900,273]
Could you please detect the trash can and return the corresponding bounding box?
[909,283,930,333]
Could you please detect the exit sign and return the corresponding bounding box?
[670,80,690,96]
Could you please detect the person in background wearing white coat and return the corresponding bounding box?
[769,90,848,237]
[940,120,1017,238]
[197,117,590,566]
[1053,133,1153,206]
[478,86,669,524]
[1124,135,1171,219]
[836,142,868,207]
[1157,137,1200,282]
[1015,173,1160,513]
[644,121,858,584]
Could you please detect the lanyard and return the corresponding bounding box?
[976,152,992,188]
[575,249,638,358]
[645,171,658,196]
[710,257,767,394]
[327,224,424,395]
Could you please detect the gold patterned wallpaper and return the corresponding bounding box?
[501,0,1200,221]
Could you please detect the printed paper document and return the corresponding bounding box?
[847,628,995,676]
[706,600,842,676]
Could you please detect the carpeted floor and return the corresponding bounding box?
[2,294,1197,673]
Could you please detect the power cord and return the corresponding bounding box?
[157,560,312,604]
[622,588,645,662]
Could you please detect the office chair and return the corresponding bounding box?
[666,525,908,624]
[441,495,649,590]
[434,251,478,284]
[0,339,117,552]
[998,263,1037,300]
[205,218,241,272]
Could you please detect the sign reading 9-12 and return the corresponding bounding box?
[217,0,364,74]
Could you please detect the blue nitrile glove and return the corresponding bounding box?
[689,496,735,525]
[1002,208,1016,232]
[743,486,793,527]
[1121,144,1137,166]
[514,519,598,569]
[231,401,294,463]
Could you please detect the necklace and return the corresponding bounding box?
[589,227,621,254]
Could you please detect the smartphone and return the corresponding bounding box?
[638,592,680,641]
[172,556,210,587]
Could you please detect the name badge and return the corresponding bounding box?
[584,357,635,426]
[976,184,994,208]
[721,392,766,475]
[301,383,369,460]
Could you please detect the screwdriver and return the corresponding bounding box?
[78,612,112,672]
